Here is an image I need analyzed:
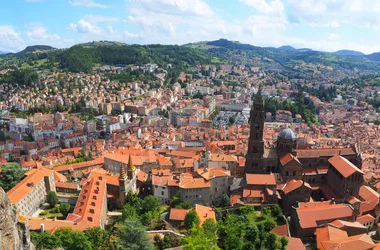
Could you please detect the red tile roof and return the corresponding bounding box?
[246,173,276,186]
[315,226,348,249]
[296,203,354,229]
[281,179,311,194]
[328,155,363,178]
[195,204,216,226]
[169,208,188,221]
[356,214,375,225]
[320,233,375,250]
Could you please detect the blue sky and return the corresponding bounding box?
[2,0,380,53]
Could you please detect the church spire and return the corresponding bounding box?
[127,154,135,171]
[120,163,126,180]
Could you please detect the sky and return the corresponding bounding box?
[3,0,380,54]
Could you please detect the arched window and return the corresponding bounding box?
[312,178,316,183]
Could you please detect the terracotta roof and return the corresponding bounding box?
[356,214,375,225]
[7,169,53,204]
[195,204,216,226]
[55,181,79,190]
[196,167,231,180]
[329,220,367,230]
[285,237,305,250]
[359,185,380,201]
[271,224,289,237]
[281,179,311,194]
[246,173,276,186]
[243,188,265,199]
[53,171,67,182]
[280,153,301,166]
[54,157,104,172]
[136,170,148,182]
[297,148,356,159]
[169,208,188,221]
[88,168,119,186]
[209,153,237,162]
[328,155,363,178]
[179,177,210,189]
[320,233,375,250]
[27,217,91,233]
[66,177,107,228]
[315,226,348,249]
[296,203,354,229]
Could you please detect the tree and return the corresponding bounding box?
[0,162,25,191]
[280,236,289,250]
[59,202,71,217]
[264,232,278,250]
[121,203,138,221]
[182,226,219,250]
[184,210,200,230]
[140,195,160,215]
[84,227,110,250]
[31,231,61,250]
[54,228,92,250]
[46,191,58,207]
[202,218,217,238]
[116,218,154,250]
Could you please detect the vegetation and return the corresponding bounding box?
[184,210,201,230]
[0,162,25,192]
[46,191,58,207]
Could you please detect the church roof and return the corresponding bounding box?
[279,128,296,140]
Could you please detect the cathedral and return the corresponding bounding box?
[244,90,363,201]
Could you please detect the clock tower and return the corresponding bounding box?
[245,89,265,173]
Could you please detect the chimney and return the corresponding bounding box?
[40,224,45,232]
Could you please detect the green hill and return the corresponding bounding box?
[17,45,55,55]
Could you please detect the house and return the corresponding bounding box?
[292,201,355,237]
[279,179,312,214]
[327,155,364,199]
[196,167,233,202]
[179,175,211,205]
[241,173,278,206]
[168,208,188,227]
[6,169,56,216]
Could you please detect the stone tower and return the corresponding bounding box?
[118,161,127,207]
[127,154,136,180]
[245,89,265,173]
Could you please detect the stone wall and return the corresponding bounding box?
[0,187,34,250]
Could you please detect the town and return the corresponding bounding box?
[0,48,379,250]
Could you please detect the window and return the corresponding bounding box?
[161,191,164,196]
[286,171,289,176]
[293,171,296,176]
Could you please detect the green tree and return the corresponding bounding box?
[31,231,62,250]
[182,226,219,250]
[121,203,138,221]
[264,232,278,250]
[59,202,71,217]
[54,228,92,250]
[46,191,58,207]
[140,195,160,215]
[184,210,200,230]
[84,227,110,250]
[202,218,217,238]
[116,219,154,250]
[0,162,25,191]
[280,236,289,250]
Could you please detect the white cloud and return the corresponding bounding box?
[328,33,341,40]
[0,26,25,52]
[68,19,101,34]
[68,0,110,8]
[84,15,119,23]
[124,31,140,39]
[26,23,60,41]
[240,0,285,15]
[286,0,380,29]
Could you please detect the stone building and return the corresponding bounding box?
[6,169,55,216]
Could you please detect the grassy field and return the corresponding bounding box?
[20,58,47,70]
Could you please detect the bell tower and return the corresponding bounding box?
[245,89,265,173]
